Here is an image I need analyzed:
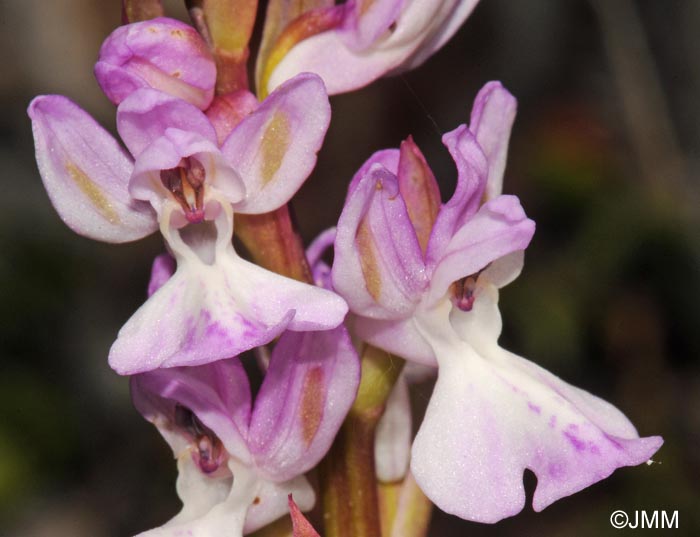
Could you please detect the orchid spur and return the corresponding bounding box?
[262,0,481,95]
[331,81,664,523]
[28,71,347,375]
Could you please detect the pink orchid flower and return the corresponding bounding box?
[28,72,347,375]
[266,0,481,95]
[130,251,359,537]
[330,81,663,522]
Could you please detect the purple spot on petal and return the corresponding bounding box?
[563,430,586,452]
[527,402,541,414]
[548,415,557,428]
[589,443,601,455]
[548,462,565,479]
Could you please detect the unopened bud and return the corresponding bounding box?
[95,17,216,110]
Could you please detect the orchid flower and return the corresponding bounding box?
[330,81,664,522]
[265,0,481,95]
[28,72,347,375]
[132,253,360,536]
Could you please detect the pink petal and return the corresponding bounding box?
[147,253,176,297]
[268,29,411,95]
[221,73,330,214]
[469,82,517,201]
[347,148,400,193]
[129,129,245,213]
[130,358,252,462]
[427,195,535,305]
[230,257,349,333]
[340,0,403,51]
[268,0,480,95]
[426,125,488,263]
[411,310,663,523]
[352,314,436,366]
[249,327,360,481]
[399,0,481,72]
[95,17,216,110]
[117,88,217,157]
[332,164,427,320]
[28,95,156,243]
[306,227,337,289]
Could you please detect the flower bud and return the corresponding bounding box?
[95,17,216,110]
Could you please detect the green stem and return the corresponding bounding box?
[380,473,433,537]
[320,346,404,537]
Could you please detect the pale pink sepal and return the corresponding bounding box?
[426,195,535,305]
[340,0,404,51]
[352,314,435,366]
[222,73,331,214]
[116,88,217,157]
[27,95,157,243]
[268,0,482,96]
[469,81,517,201]
[249,327,360,482]
[332,164,427,320]
[425,125,488,263]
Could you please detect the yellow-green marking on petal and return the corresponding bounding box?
[356,218,382,301]
[260,111,291,185]
[66,162,120,224]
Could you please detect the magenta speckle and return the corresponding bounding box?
[527,402,541,414]
[564,430,586,452]
[548,462,565,479]
[548,415,557,428]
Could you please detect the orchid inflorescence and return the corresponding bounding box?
[28,1,662,536]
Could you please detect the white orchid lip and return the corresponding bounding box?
[159,190,232,267]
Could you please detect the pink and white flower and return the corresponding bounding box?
[266,0,482,95]
[28,73,347,375]
[330,81,663,522]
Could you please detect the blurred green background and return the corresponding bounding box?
[1,0,699,535]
